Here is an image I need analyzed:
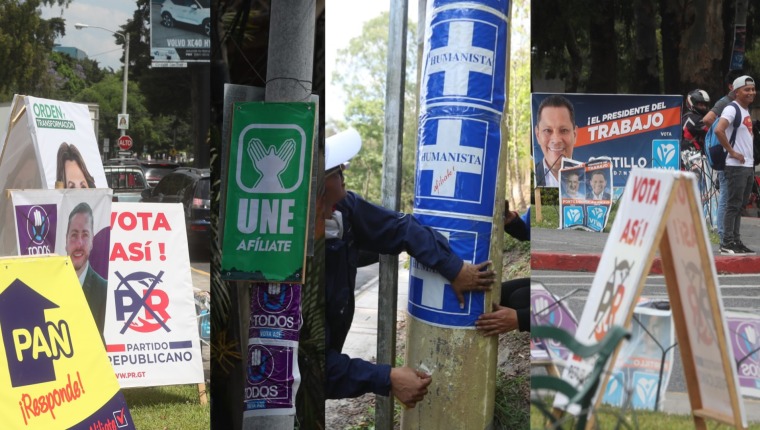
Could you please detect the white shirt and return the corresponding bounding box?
[78,261,89,285]
[722,103,754,167]
[541,160,560,187]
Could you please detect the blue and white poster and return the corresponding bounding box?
[559,160,614,232]
[410,0,508,329]
[532,93,683,188]
[408,215,491,327]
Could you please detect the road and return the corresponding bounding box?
[533,269,760,396]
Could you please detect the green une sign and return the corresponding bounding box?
[222,102,315,281]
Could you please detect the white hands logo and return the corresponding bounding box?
[247,138,297,192]
[590,207,604,218]
[251,348,262,366]
[744,325,758,346]
[268,283,281,295]
[607,377,619,395]
[657,143,676,165]
[533,296,549,317]
[636,377,658,404]
[567,208,581,223]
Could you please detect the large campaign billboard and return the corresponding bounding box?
[532,93,683,188]
[150,0,210,66]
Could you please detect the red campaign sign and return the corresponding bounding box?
[118,135,133,151]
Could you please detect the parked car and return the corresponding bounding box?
[140,159,180,188]
[141,167,210,247]
[160,0,211,37]
[103,165,150,203]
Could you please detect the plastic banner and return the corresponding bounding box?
[106,203,204,388]
[726,311,760,398]
[532,93,682,188]
[0,256,134,429]
[530,283,579,365]
[409,0,508,329]
[150,0,210,65]
[221,102,316,282]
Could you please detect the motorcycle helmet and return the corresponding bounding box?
[686,89,710,115]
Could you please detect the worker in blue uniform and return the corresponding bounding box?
[324,129,496,408]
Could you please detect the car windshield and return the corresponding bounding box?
[195,177,210,199]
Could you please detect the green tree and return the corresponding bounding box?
[330,12,418,212]
[0,0,70,100]
[507,0,531,211]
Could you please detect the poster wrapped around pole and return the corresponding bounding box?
[404,0,510,428]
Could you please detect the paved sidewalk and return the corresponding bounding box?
[532,216,760,274]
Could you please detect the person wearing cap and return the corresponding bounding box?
[716,75,756,255]
[324,129,496,407]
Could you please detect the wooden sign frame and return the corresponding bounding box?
[553,168,746,429]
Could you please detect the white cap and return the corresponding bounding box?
[731,75,755,93]
[325,128,361,171]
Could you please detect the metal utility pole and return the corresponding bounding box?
[242,3,315,430]
[376,0,408,428]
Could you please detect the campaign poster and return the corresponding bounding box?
[10,189,112,339]
[0,256,134,429]
[726,311,760,398]
[532,93,682,188]
[559,159,614,232]
[150,0,210,66]
[602,299,675,410]
[244,338,300,417]
[221,102,315,282]
[530,282,579,366]
[409,0,508,329]
[106,203,204,388]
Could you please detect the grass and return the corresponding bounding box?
[530,404,760,429]
[495,373,530,429]
[124,384,210,430]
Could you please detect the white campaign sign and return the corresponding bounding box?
[557,168,675,411]
[105,202,204,388]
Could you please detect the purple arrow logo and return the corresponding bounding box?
[0,279,69,387]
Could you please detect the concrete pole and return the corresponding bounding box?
[243,2,315,429]
[121,32,129,138]
[376,0,408,428]
[402,1,511,428]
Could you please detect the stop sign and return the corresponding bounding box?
[118,135,133,151]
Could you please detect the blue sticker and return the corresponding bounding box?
[602,370,626,407]
[563,205,585,228]
[586,205,609,232]
[632,371,661,410]
[408,215,491,327]
[651,139,680,170]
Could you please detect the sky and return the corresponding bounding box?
[325,0,419,122]
[39,0,136,71]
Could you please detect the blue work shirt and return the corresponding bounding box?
[326,191,463,399]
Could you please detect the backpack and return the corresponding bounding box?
[753,119,760,166]
[704,102,742,171]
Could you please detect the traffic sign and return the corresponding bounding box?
[118,135,133,151]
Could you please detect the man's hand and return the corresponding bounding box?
[475,303,518,336]
[450,261,495,308]
[390,367,432,408]
[730,149,746,164]
[503,200,517,226]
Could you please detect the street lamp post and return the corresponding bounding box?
[75,23,129,138]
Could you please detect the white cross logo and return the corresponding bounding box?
[414,231,472,310]
[419,119,484,197]
[426,21,495,96]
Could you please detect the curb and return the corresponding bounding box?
[532,252,760,275]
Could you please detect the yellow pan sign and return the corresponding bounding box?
[0,256,134,429]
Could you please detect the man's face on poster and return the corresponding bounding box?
[591,173,606,195]
[566,173,580,195]
[65,212,93,271]
[535,106,577,173]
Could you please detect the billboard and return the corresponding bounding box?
[150,0,210,66]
